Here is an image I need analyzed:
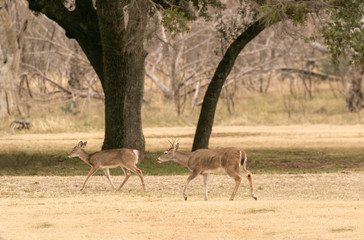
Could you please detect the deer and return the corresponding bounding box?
[67,141,145,192]
[157,140,257,201]
[9,120,31,133]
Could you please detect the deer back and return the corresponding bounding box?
[187,147,241,170]
[89,148,137,168]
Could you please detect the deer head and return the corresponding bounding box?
[157,139,179,163]
[68,141,88,158]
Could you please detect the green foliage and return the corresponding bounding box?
[159,1,227,36]
[283,2,307,25]
[319,0,364,66]
[162,9,190,35]
[215,1,259,54]
[260,1,281,25]
[190,0,226,20]
[60,101,79,114]
[260,0,307,25]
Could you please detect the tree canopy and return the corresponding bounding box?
[318,0,364,67]
[20,0,362,153]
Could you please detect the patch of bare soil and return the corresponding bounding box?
[1,173,364,240]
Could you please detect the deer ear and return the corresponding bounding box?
[82,141,88,148]
[77,141,83,148]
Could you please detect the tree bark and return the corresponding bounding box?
[346,69,363,112]
[192,18,266,151]
[97,0,148,159]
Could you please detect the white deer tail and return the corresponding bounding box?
[133,149,139,164]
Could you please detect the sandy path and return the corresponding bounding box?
[1,173,363,240]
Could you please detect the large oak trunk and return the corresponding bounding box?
[102,51,146,154]
[97,0,147,159]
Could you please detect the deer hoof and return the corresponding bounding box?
[184,196,187,201]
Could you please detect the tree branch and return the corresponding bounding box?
[279,67,342,81]
[26,0,103,81]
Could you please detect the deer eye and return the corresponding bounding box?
[164,151,167,155]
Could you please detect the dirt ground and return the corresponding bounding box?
[1,173,364,240]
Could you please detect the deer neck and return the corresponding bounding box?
[77,149,92,166]
[173,151,191,169]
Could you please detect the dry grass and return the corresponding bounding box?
[1,125,364,239]
[1,173,363,240]
[1,124,364,153]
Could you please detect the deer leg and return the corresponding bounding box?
[241,157,257,200]
[80,167,98,191]
[103,168,116,190]
[136,168,146,191]
[184,170,199,200]
[116,168,130,192]
[245,171,257,200]
[129,166,146,191]
[226,169,242,201]
[203,174,209,201]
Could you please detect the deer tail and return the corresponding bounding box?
[133,149,139,164]
[240,151,248,172]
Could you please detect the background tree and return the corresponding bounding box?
[317,0,364,112]
[0,0,29,117]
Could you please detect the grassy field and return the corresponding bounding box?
[1,125,364,239]
[1,147,364,176]
[1,125,364,176]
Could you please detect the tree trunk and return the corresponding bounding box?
[0,0,29,117]
[346,69,363,112]
[102,50,146,154]
[97,0,147,160]
[0,71,9,117]
[192,18,266,151]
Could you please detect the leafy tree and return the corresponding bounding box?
[317,0,364,112]
[192,0,346,150]
[319,0,364,67]
[26,0,223,160]
[25,0,349,154]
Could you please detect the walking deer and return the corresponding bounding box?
[67,141,145,192]
[157,140,257,201]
